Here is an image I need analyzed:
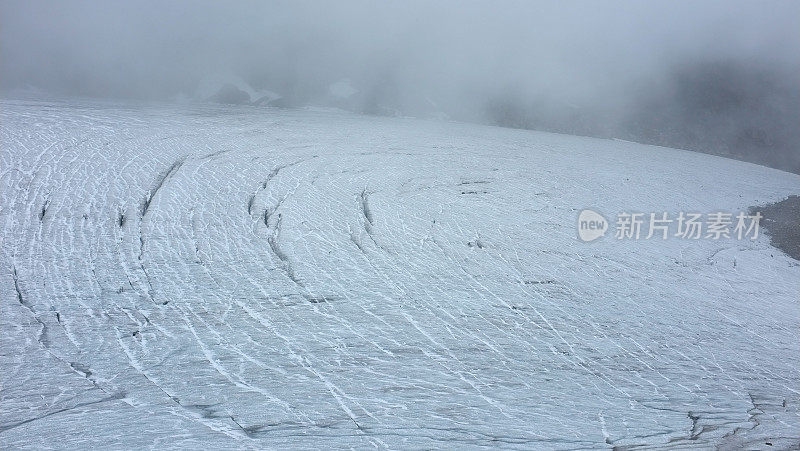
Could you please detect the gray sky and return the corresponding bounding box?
[1,0,798,111]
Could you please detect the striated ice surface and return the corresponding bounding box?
[1,99,799,449]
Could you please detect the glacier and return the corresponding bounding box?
[1,98,799,449]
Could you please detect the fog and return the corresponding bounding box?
[2,0,799,171]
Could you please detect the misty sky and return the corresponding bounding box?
[2,0,798,106]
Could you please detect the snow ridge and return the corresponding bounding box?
[1,99,799,448]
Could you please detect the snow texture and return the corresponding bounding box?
[1,99,799,449]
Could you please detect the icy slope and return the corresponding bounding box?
[1,99,799,449]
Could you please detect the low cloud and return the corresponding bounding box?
[2,0,798,170]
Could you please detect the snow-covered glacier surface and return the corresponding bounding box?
[2,99,799,449]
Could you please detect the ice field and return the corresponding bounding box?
[1,99,799,448]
